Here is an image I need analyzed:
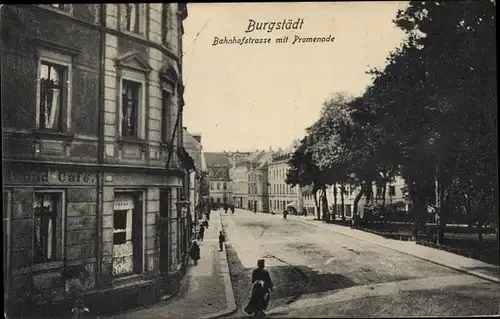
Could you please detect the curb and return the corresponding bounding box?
[295,218,500,285]
[200,214,238,319]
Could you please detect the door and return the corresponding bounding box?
[159,189,170,274]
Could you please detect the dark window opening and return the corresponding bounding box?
[121,80,140,138]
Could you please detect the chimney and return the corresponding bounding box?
[192,133,201,143]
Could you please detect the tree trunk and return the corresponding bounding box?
[333,183,338,219]
[353,186,365,217]
[382,182,387,206]
[365,180,373,204]
[340,183,345,221]
[322,185,329,221]
[313,189,320,220]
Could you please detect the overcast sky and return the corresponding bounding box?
[182,2,408,153]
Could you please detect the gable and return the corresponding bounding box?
[116,52,153,74]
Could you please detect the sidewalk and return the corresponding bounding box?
[109,210,236,319]
[289,215,500,284]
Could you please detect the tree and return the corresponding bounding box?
[286,135,329,220]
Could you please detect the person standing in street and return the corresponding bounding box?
[218,231,226,251]
[230,204,235,214]
[245,259,273,318]
[190,241,201,265]
[198,224,205,242]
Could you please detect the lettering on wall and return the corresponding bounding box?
[5,169,96,185]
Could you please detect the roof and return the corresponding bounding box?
[204,152,231,167]
[208,166,230,181]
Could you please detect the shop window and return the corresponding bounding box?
[389,186,396,196]
[113,192,143,276]
[38,60,70,132]
[33,192,63,264]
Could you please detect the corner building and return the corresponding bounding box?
[1,4,189,316]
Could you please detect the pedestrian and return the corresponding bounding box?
[230,204,235,214]
[244,259,273,318]
[218,231,226,251]
[202,219,209,229]
[198,224,205,242]
[190,241,201,265]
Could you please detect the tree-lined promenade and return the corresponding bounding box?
[285,1,497,251]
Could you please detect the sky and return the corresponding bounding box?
[182,2,408,153]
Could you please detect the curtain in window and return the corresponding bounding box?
[40,64,62,130]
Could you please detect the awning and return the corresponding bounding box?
[178,146,196,171]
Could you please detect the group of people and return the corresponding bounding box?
[188,219,274,318]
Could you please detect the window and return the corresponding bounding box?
[113,192,143,276]
[39,62,67,131]
[34,193,62,263]
[217,183,220,190]
[123,4,140,33]
[161,90,171,143]
[389,186,396,197]
[121,80,141,138]
[223,182,227,190]
[211,183,214,190]
[162,4,169,43]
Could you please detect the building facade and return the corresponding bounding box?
[1,3,190,316]
[204,152,232,206]
[230,152,251,209]
[182,129,206,222]
[247,151,271,212]
[268,148,303,213]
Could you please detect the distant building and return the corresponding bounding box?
[204,152,232,206]
[229,152,251,208]
[247,151,272,212]
[268,146,303,214]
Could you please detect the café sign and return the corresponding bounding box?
[5,169,96,185]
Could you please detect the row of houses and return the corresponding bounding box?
[1,4,196,316]
[201,146,409,217]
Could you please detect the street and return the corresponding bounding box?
[222,209,500,318]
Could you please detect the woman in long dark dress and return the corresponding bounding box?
[190,241,201,265]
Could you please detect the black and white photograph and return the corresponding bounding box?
[1,2,498,318]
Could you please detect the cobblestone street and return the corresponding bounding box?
[222,209,500,318]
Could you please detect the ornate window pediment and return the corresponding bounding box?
[160,63,179,84]
[115,52,152,74]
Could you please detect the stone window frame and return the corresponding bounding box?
[32,189,66,272]
[161,3,170,45]
[116,58,151,141]
[112,190,146,278]
[160,83,174,144]
[118,3,147,38]
[35,49,73,134]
